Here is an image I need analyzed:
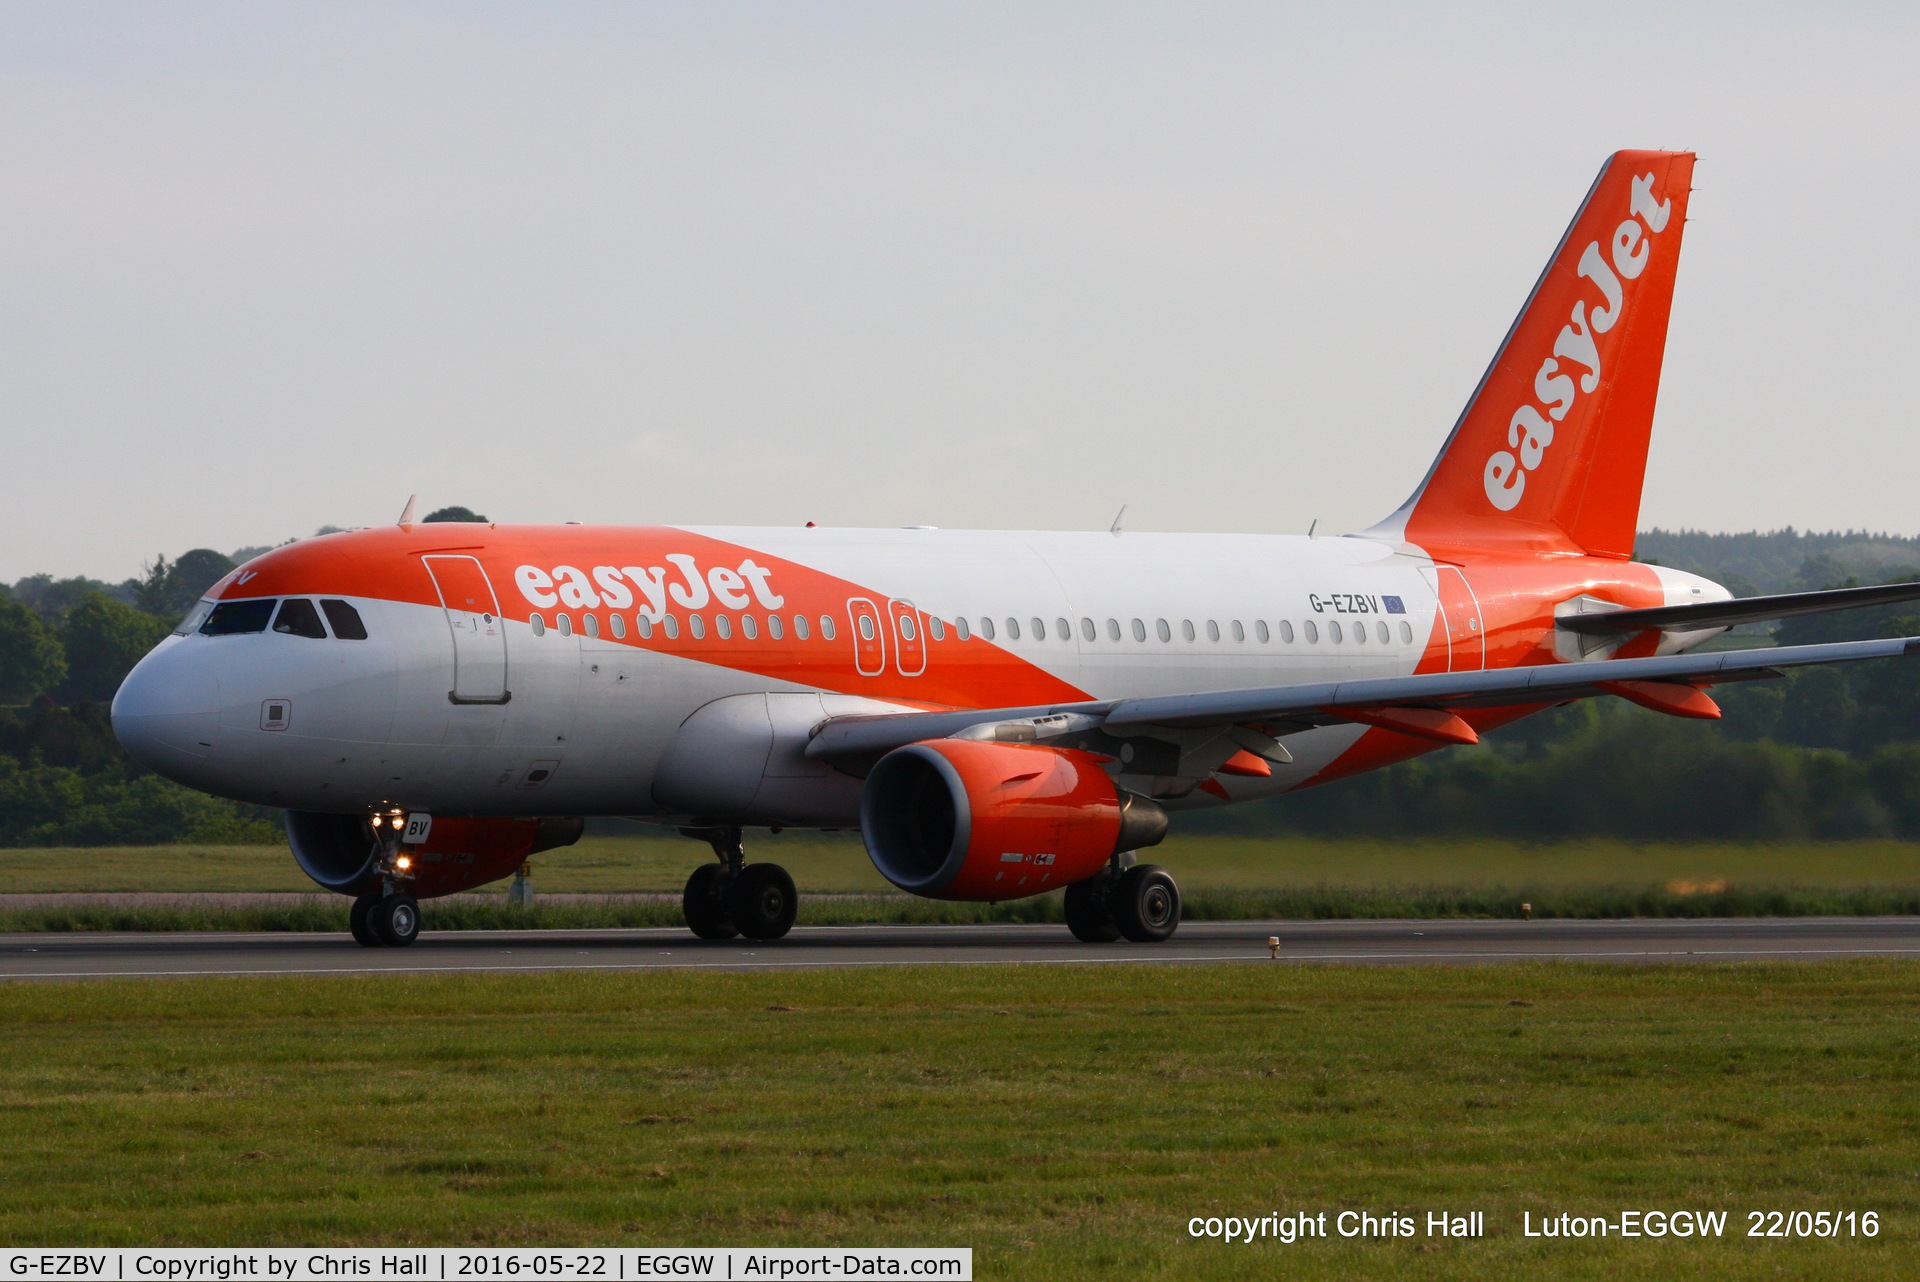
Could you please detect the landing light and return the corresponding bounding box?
[396,856,412,871]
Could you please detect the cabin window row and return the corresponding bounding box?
[525,608,1415,649]
[528,611,840,642]
[957,616,1417,647]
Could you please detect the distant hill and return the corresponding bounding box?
[1633,529,1920,597]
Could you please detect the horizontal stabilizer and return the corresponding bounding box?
[1558,581,1920,635]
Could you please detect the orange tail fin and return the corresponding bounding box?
[1370,150,1695,559]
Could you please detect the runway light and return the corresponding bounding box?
[1268,936,1280,959]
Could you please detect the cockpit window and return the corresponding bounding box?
[272,598,328,639]
[173,600,215,636]
[321,599,368,640]
[201,599,277,636]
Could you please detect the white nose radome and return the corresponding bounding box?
[112,638,222,780]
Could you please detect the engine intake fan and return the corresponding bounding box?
[860,739,1167,901]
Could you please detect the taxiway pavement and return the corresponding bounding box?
[3,916,1919,980]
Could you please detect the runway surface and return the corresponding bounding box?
[3,916,1919,980]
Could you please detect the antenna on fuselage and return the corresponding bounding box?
[397,495,418,528]
[1307,518,1318,539]
[1110,504,1127,537]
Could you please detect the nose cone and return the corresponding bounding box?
[113,638,221,780]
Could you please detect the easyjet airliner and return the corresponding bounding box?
[113,150,1920,948]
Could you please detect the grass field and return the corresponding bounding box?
[0,961,1914,1279]
[5,834,1920,930]
[8,832,1920,895]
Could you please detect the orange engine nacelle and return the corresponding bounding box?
[860,739,1166,901]
[286,812,585,898]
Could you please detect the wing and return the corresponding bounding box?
[806,636,1919,766]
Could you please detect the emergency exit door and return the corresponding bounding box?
[423,555,510,703]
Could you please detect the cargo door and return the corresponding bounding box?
[423,555,510,703]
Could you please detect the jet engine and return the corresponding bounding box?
[286,812,585,898]
[859,739,1167,900]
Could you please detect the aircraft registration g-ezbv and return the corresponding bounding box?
[114,150,1920,948]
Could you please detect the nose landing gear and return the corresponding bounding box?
[348,811,424,948]
[350,891,421,947]
[680,827,798,941]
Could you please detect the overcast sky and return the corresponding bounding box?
[3,2,1916,582]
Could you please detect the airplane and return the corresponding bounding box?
[113,149,1920,949]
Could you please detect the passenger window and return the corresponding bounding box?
[558,614,574,637]
[979,617,995,640]
[1328,620,1343,643]
[793,615,809,640]
[174,600,215,636]
[742,614,758,640]
[320,600,368,640]
[1303,620,1318,643]
[1107,618,1121,641]
[689,615,706,639]
[1132,618,1147,642]
[1057,617,1071,641]
[1205,620,1220,642]
[1181,620,1196,642]
[955,618,970,641]
[1032,617,1046,640]
[768,614,783,639]
[1376,621,1390,644]
[531,613,547,637]
[899,616,916,641]
[663,614,681,639]
[634,614,652,639]
[583,613,600,638]
[1254,620,1269,643]
[1006,618,1021,640]
[201,599,276,636]
[1354,621,1366,644]
[1231,620,1245,642]
[715,615,732,639]
[819,616,836,641]
[929,616,945,641]
[273,598,327,639]
[1399,621,1413,645]
[609,613,626,639]
[1081,617,1096,642]
[858,614,875,641]
[1155,618,1171,642]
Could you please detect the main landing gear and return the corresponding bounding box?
[681,826,797,941]
[1064,859,1182,944]
[350,891,421,947]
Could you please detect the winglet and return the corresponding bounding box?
[397,495,418,528]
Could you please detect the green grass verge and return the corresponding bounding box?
[0,961,1914,1278]
[10,884,1920,933]
[8,834,1920,895]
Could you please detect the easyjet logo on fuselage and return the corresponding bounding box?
[515,556,785,618]
[1482,171,1673,512]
